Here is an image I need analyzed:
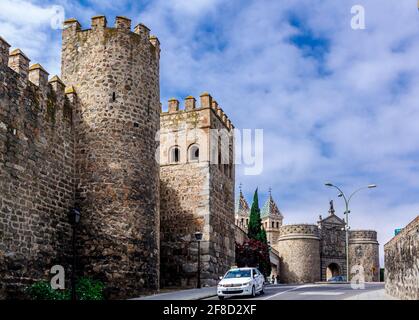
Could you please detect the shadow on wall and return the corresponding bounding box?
[278,260,300,284]
[159,180,204,288]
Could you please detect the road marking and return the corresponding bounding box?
[262,285,317,300]
[299,292,345,296]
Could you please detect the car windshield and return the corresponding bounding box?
[224,270,251,279]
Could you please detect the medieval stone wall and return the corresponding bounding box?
[159,95,235,287]
[384,216,418,300]
[235,225,248,246]
[349,230,380,282]
[0,37,75,299]
[207,104,235,286]
[275,224,320,283]
[160,99,211,287]
[61,16,161,298]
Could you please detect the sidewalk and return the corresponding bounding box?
[132,287,217,300]
[345,289,399,300]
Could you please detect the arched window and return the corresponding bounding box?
[276,222,279,228]
[272,222,275,228]
[170,146,180,164]
[188,144,200,162]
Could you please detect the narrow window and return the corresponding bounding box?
[170,146,180,164]
[112,92,116,101]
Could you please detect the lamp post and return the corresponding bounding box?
[69,208,81,301]
[194,232,203,289]
[324,183,376,282]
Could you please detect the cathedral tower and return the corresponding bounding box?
[235,185,250,231]
[61,16,161,298]
[261,190,283,245]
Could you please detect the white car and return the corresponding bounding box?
[217,267,265,300]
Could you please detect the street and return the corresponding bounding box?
[205,283,387,300]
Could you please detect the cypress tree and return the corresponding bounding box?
[247,188,262,240]
[259,227,268,244]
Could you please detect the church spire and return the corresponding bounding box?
[261,188,283,218]
[236,183,250,215]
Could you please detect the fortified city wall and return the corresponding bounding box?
[0,36,75,299]
[384,216,419,300]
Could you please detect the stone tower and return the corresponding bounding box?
[61,16,161,298]
[235,186,250,231]
[318,201,347,281]
[275,224,321,283]
[159,94,235,288]
[261,190,283,245]
[349,230,380,282]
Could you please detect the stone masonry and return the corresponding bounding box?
[349,230,380,282]
[275,224,321,283]
[160,95,235,288]
[0,14,239,299]
[385,216,419,300]
[0,37,75,299]
[318,203,347,281]
[60,16,161,299]
[235,196,380,283]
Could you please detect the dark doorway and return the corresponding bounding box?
[326,263,341,280]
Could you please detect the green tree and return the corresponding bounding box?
[247,188,262,240]
[238,188,271,277]
[247,188,268,244]
[259,228,268,244]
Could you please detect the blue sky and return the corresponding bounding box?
[1,0,419,266]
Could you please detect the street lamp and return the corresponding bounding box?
[194,232,203,289]
[69,208,81,301]
[324,183,377,282]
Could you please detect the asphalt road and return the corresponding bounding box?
[205,283,386,300]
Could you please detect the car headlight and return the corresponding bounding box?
[242,281,252,286]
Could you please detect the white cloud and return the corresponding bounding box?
[1,0,418,266]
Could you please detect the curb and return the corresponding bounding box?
[314,282,350,285]
[197,294,218,300]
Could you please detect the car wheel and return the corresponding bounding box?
[260,285,265,295]
[251,286,256,298]
[218,296,225,300]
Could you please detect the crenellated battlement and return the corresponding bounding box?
[60,15,162,298]
[0,36,77,300]
[0,35,76,130]
[162,93,234,131]
[62,16,160,58]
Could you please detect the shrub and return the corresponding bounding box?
[26,277,104,301]
[76,277,105,300]
[236,239,271,277]
[26,281,69,300]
